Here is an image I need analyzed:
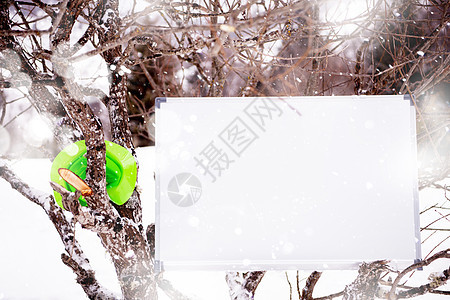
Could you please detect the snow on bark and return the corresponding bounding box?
[49,158,156,299]
[226,271,265,300]
[93,0,143,225]
[0,161,116,299]
[49,39,155,297]
[343,260,388,300]
[38,0,156,297]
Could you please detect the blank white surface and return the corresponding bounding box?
[156,96,420,271]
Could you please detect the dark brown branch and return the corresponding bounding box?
[0,29,50,36]
[430,289,450,296]
[301,271,322,300]
[51,0,87,49]
[397,265,450,298]
[242,271,266,296]
[296,271,302,298]
[388,248,450,299]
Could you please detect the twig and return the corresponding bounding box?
[397,266,450,298]
[50,0,69,35]
[285,272,292,300]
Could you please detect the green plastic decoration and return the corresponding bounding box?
[50,140,137,208]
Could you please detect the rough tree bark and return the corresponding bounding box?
[226,271,266,300]
[48,0,157,297]
[2,0,157,298]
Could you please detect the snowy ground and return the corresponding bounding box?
[0,146,448,299]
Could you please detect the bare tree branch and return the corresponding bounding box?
[343,260,389,299]
[301,271,322,300]
[1,0,449,299]
[226,271,266,300]
[388,248,450,299]
[0,160,115,299]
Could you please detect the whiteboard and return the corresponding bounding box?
[155,96,421,271]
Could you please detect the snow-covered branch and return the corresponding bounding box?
[226,271,266,300]
[0,161,115,299]
[343,260,389,299]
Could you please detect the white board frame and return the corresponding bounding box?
[155,95,421,272]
